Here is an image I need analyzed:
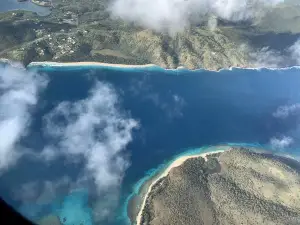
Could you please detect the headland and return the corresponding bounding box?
[135,147,227,225]
[131,146,300,225]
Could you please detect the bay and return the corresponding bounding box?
[1,65,300,225]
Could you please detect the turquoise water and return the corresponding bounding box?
[57,190,92,225]
[1,64,300,225]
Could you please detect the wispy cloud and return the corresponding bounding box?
[289,38,300,65]
[41,81,139,220]
[145,93,186,120]
[0,67,138,221]
[270,136,293,150]
[245,37,300,68]
[248,46,286,68]
[14,176,74,219]
[130,76,186,120]
[272,103,300,119]
[270,102,300,151]
[0,65,48,173]
[14,176,72,205]
[109,0,283,33]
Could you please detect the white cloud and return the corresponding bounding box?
[35,176,73,204]
[144,92,186,120]
[14,177,75,219]
[289,38,300,65]
[248,46,285,68]
[41,81,139,220]
[13,176,72,205]
[130,77,186,120]
[273,103,300,119]
[245,37,300,68]
[211,0,282,22]
[43,82,138,190]
[0,71,137,221]
[0,65,48,173]
[109,0,283,33]
[39,146,58,161]
[208,15,218,31]
[270,136,293,150]
[170,94,186,118]
[13,181,40,202]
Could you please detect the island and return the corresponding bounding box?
[130,147,300,225]
[0,0,300,70]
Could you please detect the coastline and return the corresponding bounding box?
[25,61,256,72]
[135,146,231,225]
[28,61,159,69]
[2,58,300,72]
[24,61,300,72]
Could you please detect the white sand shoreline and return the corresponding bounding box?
[25,61,300,72]
[3,59,300,72]
[2,58,300,72]
[26,61,246,71]
[25,61,246,72]
[28,61,159,69]
[135,147,231,225]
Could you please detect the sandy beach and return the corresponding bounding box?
[135,146,231,225]
[27,61,218,71]
[28,61,158,69]
[13,59,296,72]
[26,61,300,72]
[4,58,299,72]
[26,61,216,71]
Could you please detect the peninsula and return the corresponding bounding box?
[132,147,300,225]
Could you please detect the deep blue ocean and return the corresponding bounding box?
[1,65,300,225]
